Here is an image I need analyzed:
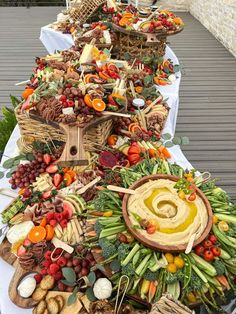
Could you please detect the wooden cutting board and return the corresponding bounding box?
[0,239,39,308]
[8,262,39,309]
[0,239,17,266]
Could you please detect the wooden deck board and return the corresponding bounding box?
[0,9,235,199]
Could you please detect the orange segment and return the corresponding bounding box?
[40,217,47,227]
[92,99,106,112]
[65,170,77,179]
[107,134,118,146]
[98,71,111,80]
[28,226,46,243]
[84,94,93,108]
[45,224,54,241]
[64,173,73,186]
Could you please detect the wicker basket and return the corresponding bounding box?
[69,0,106,24]
[15,104,113,153]
[113,24,167,60]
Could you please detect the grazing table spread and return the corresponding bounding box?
[1,2,236,314]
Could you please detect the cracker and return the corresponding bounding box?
[47,297,59,314]
[32,287,48,302]
[40,275,55,290]
[35,300,47,314]
[55,295,65,311]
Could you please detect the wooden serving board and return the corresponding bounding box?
[29,112,114,167]
[0,239,39,308]
[8,262,40,309]
[0,239,17,266]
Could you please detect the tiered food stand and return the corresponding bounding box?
[1,2,236,314]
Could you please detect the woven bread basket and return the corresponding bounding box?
[69,0,106,24]
[116,30,167,60]
[15,104,113,153]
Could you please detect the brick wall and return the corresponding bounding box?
[189,0,236,57]
[158,0,190,11]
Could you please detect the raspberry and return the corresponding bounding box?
[60,219,68,229]
[44,250,52,260]
[40,268,48,275]
[57,256,67,267]
[60,95,67,102]
[54,248,63,255]
[42,260,52,268]
[46,212,55,222]
[62,210,69,219]
[49,219,57,228]
[52,271,62,281]
[55,213,63,222]
[49,263,60,275]
[34,273,43,284]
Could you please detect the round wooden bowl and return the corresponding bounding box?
[122,174,213,252]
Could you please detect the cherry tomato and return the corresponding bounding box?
[203,239,213,248]
[188,192,196,202]
[195,245,204,256]
[146,225,156,234]
[208,234,218,245]
[203,249,214,262]
[211,246,221,257]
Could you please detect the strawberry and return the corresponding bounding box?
[57,256,67,267]
[42,190,52,199]
[46,212,55,222]
[60,219,68,229]
[17,245,27,257]
[44,250,52,260]
[53,173,62,187]
[67,100,74,107]
[46,164,58,174]
[23,239,32,248]
[49,263,60,275]
[49,219,57,228]
[43,154,51,165]
[34,273,43,284]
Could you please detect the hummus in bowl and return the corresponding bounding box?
[122,174,213,252]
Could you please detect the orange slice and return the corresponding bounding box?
[64,173,73,186]
[45,224,54,241]
[84,94,93,107]
[28,226,46,243]
[92,98,106,112]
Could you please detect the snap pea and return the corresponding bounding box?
[181,253,192,289]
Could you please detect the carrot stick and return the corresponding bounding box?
[85,230,97,237]
[216,275,230,290]
[148,280,158,302]
[162,147,171,159]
